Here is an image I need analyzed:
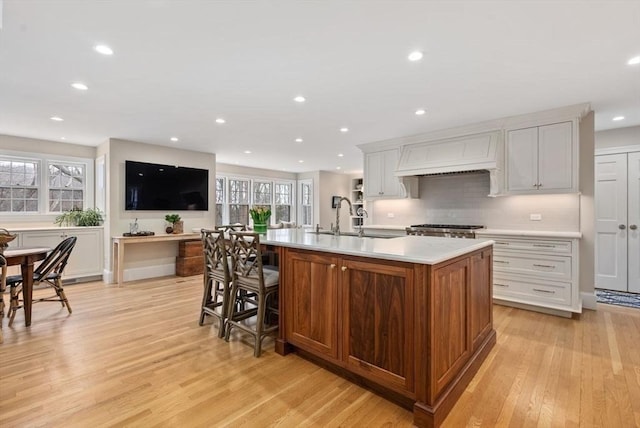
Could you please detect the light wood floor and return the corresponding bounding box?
[1,276,639,428]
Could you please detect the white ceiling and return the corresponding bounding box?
[0,0,639,174]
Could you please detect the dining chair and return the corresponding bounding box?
[6,236,77,326]
[0,254,6,342]
[199,229,233,337]
[224,231,279,357]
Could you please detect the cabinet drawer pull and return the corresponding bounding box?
[533,264,555,269]
[533,288,555,294]
[494,283,509,287]
[341,266,347,272]
[495,241,510,245]
[532,244,556,248]
[495,260,509,264]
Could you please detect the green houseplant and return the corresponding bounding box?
[164,213,183,234]
[250,207,271,233]
[54,208,104,227]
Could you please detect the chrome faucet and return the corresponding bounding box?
[333,196,354,236]
[357,207,369,237]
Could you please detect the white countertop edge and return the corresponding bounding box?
[261,230,494,265]
[7,226,105,232]
[362,224,408,230]
[476,229,582,239]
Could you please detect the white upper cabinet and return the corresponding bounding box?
[506,121,575,194]
[365,150,400,198]
[364,149,417,199]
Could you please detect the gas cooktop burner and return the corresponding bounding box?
[409,224,485,230]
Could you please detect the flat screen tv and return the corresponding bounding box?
[125,160,209,211]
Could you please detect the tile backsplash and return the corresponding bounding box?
[370,172,580,231]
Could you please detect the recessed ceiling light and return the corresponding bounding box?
[295,138,303,143]
[50,116,64,121]
[60,137,66,140]
[294,95,306,103]
[94,44,114,55]
[298,160,304,163]
[336,166,342,170]
[340,127,349,133]
[338,153,344,157]
[215,118,226,124]
[613,116,625,121]
[71,82,88,91]
[408,51,423,62]
[244,150,252,154]
[415,109,426,115]
[627,56,640,65]
[170,137,179,142]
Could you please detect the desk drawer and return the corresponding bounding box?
[493,252,571,281]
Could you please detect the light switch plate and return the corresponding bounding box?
[530,213,542,221]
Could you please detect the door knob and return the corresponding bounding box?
[630,225,638,230]
[341,266,347,272]
[619,224,626,230]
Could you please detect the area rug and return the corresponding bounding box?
[595,289,640,309]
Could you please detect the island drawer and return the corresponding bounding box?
[483,236,572,254]
[493,252,572,281]
[493,275,571,306]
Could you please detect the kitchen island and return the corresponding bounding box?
[261,229,495,428]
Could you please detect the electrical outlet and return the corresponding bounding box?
[530,213,542,221]
[387,213,395,218]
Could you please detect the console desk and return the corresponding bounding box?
[112,233,201,285]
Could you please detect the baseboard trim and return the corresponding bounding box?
[581,291,598,310]
[104,264,176,285]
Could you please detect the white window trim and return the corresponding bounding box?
[0,150,95,222]
[297,178,313,228]
[216,173,297,226]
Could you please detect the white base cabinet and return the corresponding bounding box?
[10,227,104,282]
[484,234,580,315]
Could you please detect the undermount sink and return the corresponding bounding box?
[308,230,397,239]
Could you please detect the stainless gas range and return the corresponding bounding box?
[405,224,485,239]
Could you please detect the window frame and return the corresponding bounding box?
[298,179,313,228]
[215,173,298,227]
[0,151,95,221]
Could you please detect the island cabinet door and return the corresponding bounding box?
[469,248,493,352]
[284,250,340,361]
[340,258,415,394]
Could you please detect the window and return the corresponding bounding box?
[274,182,292,222]
[215,177,225,226]
[253,180,272,213]
[0,153,94,218]
[299,180,313,226]
[215,174,301,227]
[228,178,250,225]
[48,162,85,212]
[0,158,39,213]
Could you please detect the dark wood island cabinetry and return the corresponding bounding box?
[275,245,495,428]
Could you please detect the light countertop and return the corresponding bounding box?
[261,228,493,265]
[476,229,582,239]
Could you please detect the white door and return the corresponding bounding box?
[595,154,628,291]
[628,152,640,293]
[507,127,538,192]
[538,122,573,191]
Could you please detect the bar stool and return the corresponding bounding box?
[199,229,233,337]
[224,231,279,357]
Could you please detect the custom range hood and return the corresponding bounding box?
[394,130,504,195]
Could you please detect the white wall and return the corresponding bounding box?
[369,172,580,231]
[595,125,640,149]
[318,171,353,231]
[104,138,216,282]
[217,163,296,180]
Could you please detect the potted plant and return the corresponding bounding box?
[165,213,183,234]
[54,208,104,227]
[249,206,271,233]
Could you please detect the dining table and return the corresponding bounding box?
[3,246,51,327]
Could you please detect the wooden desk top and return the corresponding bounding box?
[112,233,201,244]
